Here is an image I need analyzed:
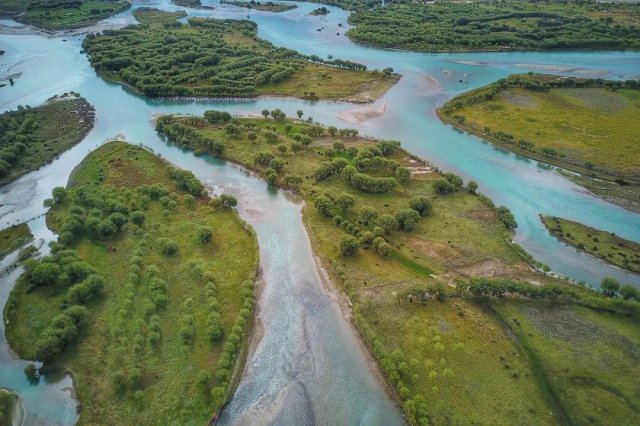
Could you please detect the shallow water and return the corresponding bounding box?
[0,0,639,424]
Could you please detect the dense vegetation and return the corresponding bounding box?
[344,0,640,51]
[0,93,95,187]
[82,8,396,100]
[542,215,640,274]
[0,389,17,426]
[4,142,258,424]
[222,0,297,12]
[0,0,130,30]
[156,111,640,424]
[0,223,33,261]
[440,73,640,211]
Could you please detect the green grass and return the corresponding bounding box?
[491,299,640,425]
[541,215,640,273]
[0,94,95,187]
[157,114,571,424]
[0,223,32,261]
[82,8,397,101]
[6,0,132,30]
[440,73,640,211]
[4,142,259,425]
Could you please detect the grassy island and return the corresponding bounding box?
[0,389,18,425]
[541,215,640,274]
[0,0,131,30]
[0,93,96,187]
[222,0,297,13]
[171,0,201,7]
[0,223,33,261]
[155,110,640,425]
[4,141,259,425]
[82,8,397,101]
[439,73,640,212]
[343,0,640,52]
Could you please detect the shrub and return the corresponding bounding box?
[409,196,432,216]
[158,238,178,256]
[339,235,360,256]
[433,179,455,194]
[497,206,518,229]
[395,208,421,232]
[198,227,213,243]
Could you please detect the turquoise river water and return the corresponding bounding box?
[0,0,639,424]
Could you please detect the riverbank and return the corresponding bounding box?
[4,141,259,425]
[437,73,640,213]
[0,224,32,261]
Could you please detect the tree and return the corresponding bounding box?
[395,167,411,183]
[601,277,620,297]
[158,238,178,256]
[284,124,292,134]
[409,196,432,216]
[360,206,379,225]
[336,193,355,212]
[261,109,270,119]
[328,126,337,136]
[339,235,359,256]
[314,195,333,217]
[377,214,398,234]
[433,179,455,194]
[620,284,640,301]
[497,206,517,229]
[300,135,312,147]
[247,131,257,143]
[30,262,61,287]
[444,172,463,190]
[198,227,213,243]
[130,210,145,227]
[467,180,478,194]
[395,208,421,232]
[24,363,39,384]
[296,109,303,119]
[52,186,67,203]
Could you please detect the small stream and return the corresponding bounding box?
[1,0,639,424]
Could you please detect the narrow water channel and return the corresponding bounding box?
[1,0,639,424]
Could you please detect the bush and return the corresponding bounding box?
[198,227,213,243]
[339,235,360,256]
[497,206,518,229]
[409,196,432,216]
[158,238,178,256]
[433,179,455,194]
[395,208,421,232]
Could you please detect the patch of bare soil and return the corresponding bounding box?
[500,89,538,108]
[464,208,499,225]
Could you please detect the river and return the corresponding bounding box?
[0,0,639,424]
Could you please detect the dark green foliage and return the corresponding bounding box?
[314,195,334,218]
[156,116,225,157]
[497,206,518,229]
[24,363,39,383]
[35,305,88,364]
[198,227,213,244]
[157,238,178,256]
[408,196,432,217]
[169,168,205,196]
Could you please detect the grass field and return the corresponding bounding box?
[541,215,640,274]
[440,74,640,211]
[4,141,259,425]
[491,299,640,425]
[0,223,32,261]
[0,94,95,187]
[82,8,397,101]
[156,113,578,424]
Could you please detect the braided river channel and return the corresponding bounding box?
[1,0,639,424]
